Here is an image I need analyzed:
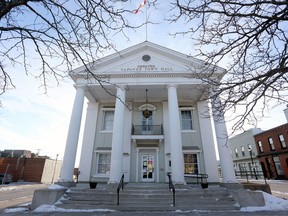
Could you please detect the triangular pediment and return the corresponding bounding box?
[71,41,225,78]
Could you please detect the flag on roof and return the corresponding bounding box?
[134,0,147,14]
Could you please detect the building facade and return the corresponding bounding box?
[60,42,237,185]
[254,122,288,180]
[229,128,263,179]
[0,157,62,183]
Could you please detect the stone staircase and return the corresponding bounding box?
[56,183,240,211]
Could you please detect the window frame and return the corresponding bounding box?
[234,148,239,158]
[183,153,199,175]
[101,108,115,132]
[95,151,111,176]
[278,134,287,149]
[241,146,245,157]
[179,107,195,132]
[268,137,275,151]
[257,141,264,153]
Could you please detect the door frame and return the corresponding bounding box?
[136,147,159,182]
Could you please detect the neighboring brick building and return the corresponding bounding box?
[0,157,62,183]
[254,122,288,180]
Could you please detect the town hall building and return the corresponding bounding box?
[59,41,236,185]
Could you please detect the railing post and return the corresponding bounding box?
[166,172,176,207]
[116,174,124,206]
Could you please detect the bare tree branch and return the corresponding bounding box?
[170,0,288,132]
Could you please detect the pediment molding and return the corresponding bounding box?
[70,41,226,82]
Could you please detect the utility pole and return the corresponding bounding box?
[35,149,42,157]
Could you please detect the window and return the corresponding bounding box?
[183,154,198,174]
[257,141,263,153]
[241,146,245,156]
[247,144,252,150]
[103,110,114,131]
[181,110,193,130]
[142,111,153,132]
[268,137,275,150]
[279,134,287,148]
[97,153,111,174]
[234,148,238,157]
[273,156,284,176]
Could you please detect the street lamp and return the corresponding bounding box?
[248,147,258,180]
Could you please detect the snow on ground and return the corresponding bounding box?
[0,182,46,191]
[5,191,287,213]
[33,205,115,213]
[241,191,288,212]
[47,184,67,189]
[3,208,28,213]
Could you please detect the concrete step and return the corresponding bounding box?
[56,203,239,211]
[56,183,240,211]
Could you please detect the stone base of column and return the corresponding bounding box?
[220,182,243,189]
[106,182,119,191]
[174,183,188,189]
[55,181,77,188]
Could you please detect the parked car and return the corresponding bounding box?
[0,173,13,184]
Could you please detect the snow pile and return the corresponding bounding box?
[241,191,288,212]
[0,186,20,191]
[33,205,115,212]
[4,208,28,213]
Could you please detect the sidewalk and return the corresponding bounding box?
[2,210,288,216]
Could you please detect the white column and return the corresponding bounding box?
[78,101,99,182]
[136,147,139,182]
[108,86,126,183]
[197,99,219,182]
[284,105,288,122]
[167,84,185,184]
[212,96,237,183]
[60,85,85,182]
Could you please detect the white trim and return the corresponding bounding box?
[100,109,115,132]
[183,152,201,175]
[138,104,157,111]
[93,151,111,178]
[136,149,139,182]
[179,107,196,111]
[179,108,195,132]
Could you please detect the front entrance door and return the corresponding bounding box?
[141,155,154,182]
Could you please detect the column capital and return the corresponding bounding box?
[74,84,87,90]
[166,83,178,89]
[116,84,128,91]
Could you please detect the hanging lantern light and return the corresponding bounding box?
[143,89,151,118]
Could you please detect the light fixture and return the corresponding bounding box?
[143,89,151,118]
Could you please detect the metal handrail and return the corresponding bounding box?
[184,173,209,185]
[132,124,163,135]
[116,174,124,205]
[166,172,175,207]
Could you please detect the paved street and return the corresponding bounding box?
[237,179,288,199]
[0,183,48,213]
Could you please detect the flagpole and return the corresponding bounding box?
[145,0,148,41]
